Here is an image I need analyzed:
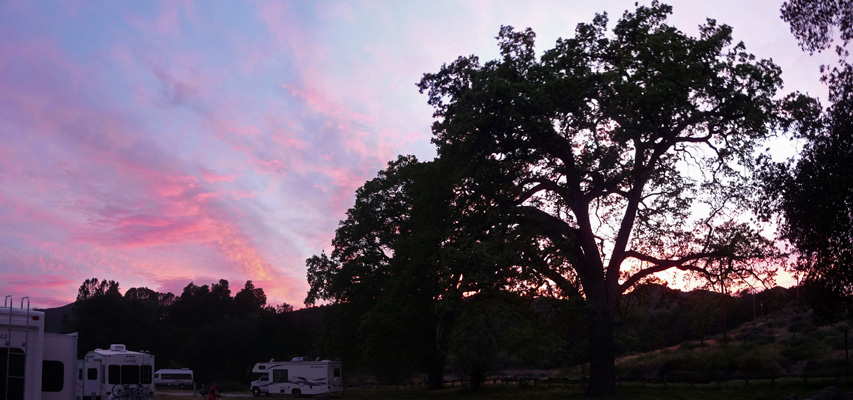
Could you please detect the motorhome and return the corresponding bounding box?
[250,358,342,397]
[1,295,78,400]
[153,368,193,389]
[77,344,155,400]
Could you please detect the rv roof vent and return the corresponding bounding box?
[292,357,305,362]
[110,344,127,352]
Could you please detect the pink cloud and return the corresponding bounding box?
[123,1,195,38]
[81,216,215,249]
[200,167,236,183]
[0,272,78,309]
[281,83,372,123]
[255,2,313,64]
[252,159,288,175]
[272,134,310,150]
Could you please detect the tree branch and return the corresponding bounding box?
[618,250,725,292]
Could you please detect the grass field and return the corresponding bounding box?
[154,377,853,400]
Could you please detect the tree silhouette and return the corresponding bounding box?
[418,2,805,395]
[770,0,853,313]
[306,156,471,388]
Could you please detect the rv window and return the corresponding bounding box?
[42,360,65,392]
[108,365,120,384]
[272,369,288,383]
[88,368,98,380]
[162,372,192,380]
[0,348,26,400]
[123,365,141,384]
[334,368,340,378]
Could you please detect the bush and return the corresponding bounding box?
[827,331,848,350]
[788,319,816,334]
[737,354,781,377]
[780,338,824,362]
[803,359,847,376]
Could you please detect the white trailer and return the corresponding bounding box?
[250,358,342,397]
[2,295,78,400]
[77,344,155,400]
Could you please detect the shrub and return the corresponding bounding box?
[803,359,847,376]
[780,337,824,362]
[737,354,781,377]
[788,319,816,334]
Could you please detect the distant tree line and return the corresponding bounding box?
[60,278,319,386]
[55,277,801,388]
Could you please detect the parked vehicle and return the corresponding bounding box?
[77,344,155,400]
[153,368,194,389]
[1,296,78,400]
[250,358,342,397]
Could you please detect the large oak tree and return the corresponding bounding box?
[417,3,801,396]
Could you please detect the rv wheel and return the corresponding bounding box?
[252,387,261,397]
[292,388,301,398]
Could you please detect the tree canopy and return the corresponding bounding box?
[781,0,852,57]
[69,278,309,386]
[417,2,804,396]
[768,0,853,311]
[306,155,475,388]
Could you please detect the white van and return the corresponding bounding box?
[1,295,78,400]
[250,358,342,397]
[153,368,194,389]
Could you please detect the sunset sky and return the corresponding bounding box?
[0,0,835,309]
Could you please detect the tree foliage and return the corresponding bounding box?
[781,0,852,57]
[770,0,853,311]
[305,155,474,388]
[764,113,853,296]
[305,155,419,307]
[417,2,801,395]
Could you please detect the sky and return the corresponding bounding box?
[0,0,837,309]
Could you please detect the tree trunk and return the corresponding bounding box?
[586,300,617,397]
[427,304,456,390]
[427,352,447,390]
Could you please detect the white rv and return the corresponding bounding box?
[1,296,78,400]
[77,344,155,400]
[153,368,193,389]
[250,358,342,397]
